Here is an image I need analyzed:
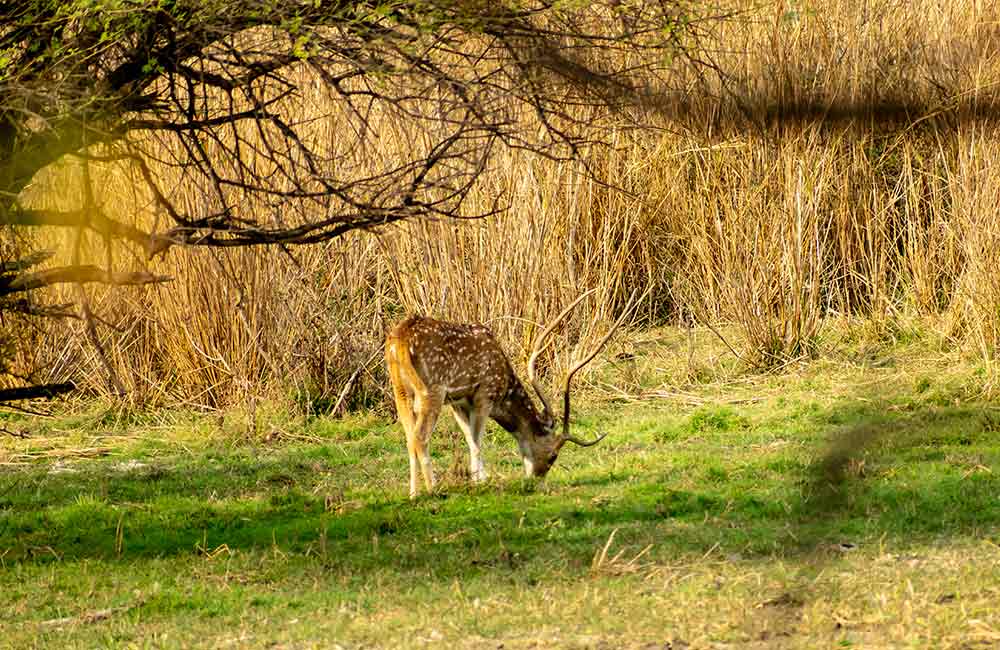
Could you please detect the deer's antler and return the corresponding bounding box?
[558,288,641,448]
[526,289,595,419]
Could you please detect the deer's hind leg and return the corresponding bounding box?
[410,387,444,496]
[387,339,424,498]
[389,381,421,498]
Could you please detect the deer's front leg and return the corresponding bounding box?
[452,403,488,483]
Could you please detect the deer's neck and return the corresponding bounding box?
[491,379,546,433]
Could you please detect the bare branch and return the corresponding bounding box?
[1,250,54,273]
[2,209,175,259]
[1,298,79,319]
[2,266,170,295]
[0,382,75,403]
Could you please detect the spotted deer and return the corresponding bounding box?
[386,291,629,498]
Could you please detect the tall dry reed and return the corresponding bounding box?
[10,0,1000,408]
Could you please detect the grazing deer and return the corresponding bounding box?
[386,291,629,498]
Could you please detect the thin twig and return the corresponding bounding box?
[39,599,145,628]
[0,425,29,439]
[331,348,383,416]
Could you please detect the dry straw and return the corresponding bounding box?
[10,0,1000,408]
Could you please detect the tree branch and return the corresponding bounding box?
[2,266,171,296]
[0,382,76,403]
[0,298,79,319]
[1,250,54,273]
[2,208,176,259]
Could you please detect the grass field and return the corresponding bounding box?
[2,326,1000,649]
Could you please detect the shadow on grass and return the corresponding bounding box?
[1,397,998,576]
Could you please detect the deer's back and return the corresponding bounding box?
[386,316,514,400]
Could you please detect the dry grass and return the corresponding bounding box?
[7,0,1000,408]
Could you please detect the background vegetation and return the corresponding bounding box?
[4,0,997,412]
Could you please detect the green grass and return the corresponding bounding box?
[2,327,1000,648]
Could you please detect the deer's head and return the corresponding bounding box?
[510,290,634,478]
